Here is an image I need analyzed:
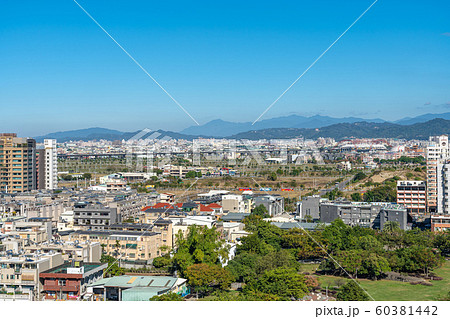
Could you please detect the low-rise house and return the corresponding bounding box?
[39,261,107,300]
[88,275,188,301]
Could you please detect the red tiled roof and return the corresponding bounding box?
[199,204,214,212]
[207,203,222,209]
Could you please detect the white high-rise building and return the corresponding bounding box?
[436,163,450,215]
[44,139,58,190]
[426,135,449,212]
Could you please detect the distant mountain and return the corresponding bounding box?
[395,112,450,125]
[180,114,386,137]
[35,127,205,142]
[229,118,450,140]
[35,127,125,142]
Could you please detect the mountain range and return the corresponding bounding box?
[34,112,450,142]
[230,118,450,140]
[180,112,450,137]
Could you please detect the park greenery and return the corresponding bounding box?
[149,214,449,301]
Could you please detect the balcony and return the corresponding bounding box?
[43,284,80,292]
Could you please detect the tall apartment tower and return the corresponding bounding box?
[44,139,58,190]
[0,133,37,192]
[436,163,450,214]
[426,135,449,213]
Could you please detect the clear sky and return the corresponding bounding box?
[1,0,449,136]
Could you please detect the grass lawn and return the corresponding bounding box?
[317,260,450,301]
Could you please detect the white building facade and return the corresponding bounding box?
[44,139,58,190]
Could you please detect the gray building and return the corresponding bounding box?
[297,195,322,220]
[319,201,411,230]
[320,201,380,228]
[378,204,412,231]
[253,194,284,216]
[73,203,118,231]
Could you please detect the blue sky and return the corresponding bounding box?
[1,0,449,136]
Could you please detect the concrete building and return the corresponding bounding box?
[39,261,107,300]
[378,204,412,231]
[0,133,37,192]
[25,241,101,263]
[430,215,450,232]
[253,194,284,216]
[320,201,411,230]
[36,148,45,190]
[426,135,449,212]
[396,181,427,215]
[437,162,450,214]
[1,218,53,244]
[221,194,253,213]
[73,203,118,231]
[44,139,58,190]
[0,252,64,300]
[297,195,322,220]
[70,230,165,263]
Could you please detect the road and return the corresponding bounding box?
[319,175,354,196]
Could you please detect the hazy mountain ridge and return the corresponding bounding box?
[34,113,450,142]
[230,118,450,140]
[180,114,386,137]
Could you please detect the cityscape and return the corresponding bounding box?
[0,132,449,302]
[1,0,449,315]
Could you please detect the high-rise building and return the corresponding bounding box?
[426,135,449,212]
[44,139,58,190]
[436,162,450,215]
[36,147,45,189]
[0,133,37,192]
[36,139,58,190]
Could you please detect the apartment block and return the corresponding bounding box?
[73,203,118,231]
[70,230,164,262]
[25,241,101,263]
[0,133,37,193]
[44,139,58,190]
[396,181,427,215]
[426,135,449,212]
[0,252,64,300]
[430,215,450,232]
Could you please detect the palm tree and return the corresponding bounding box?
[383,221,400,233]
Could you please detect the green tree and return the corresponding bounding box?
[336,281,370,301]
[383,221,401,234]
[252,204,270,218]
[351,192,362,201]
[172,225,229,276]
[185,263,232,297]
[185,171,196,179]
[255,268,308,300]
[150,292,184,301]
[352,172,367,183]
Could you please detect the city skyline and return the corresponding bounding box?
[1,0,449,136]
